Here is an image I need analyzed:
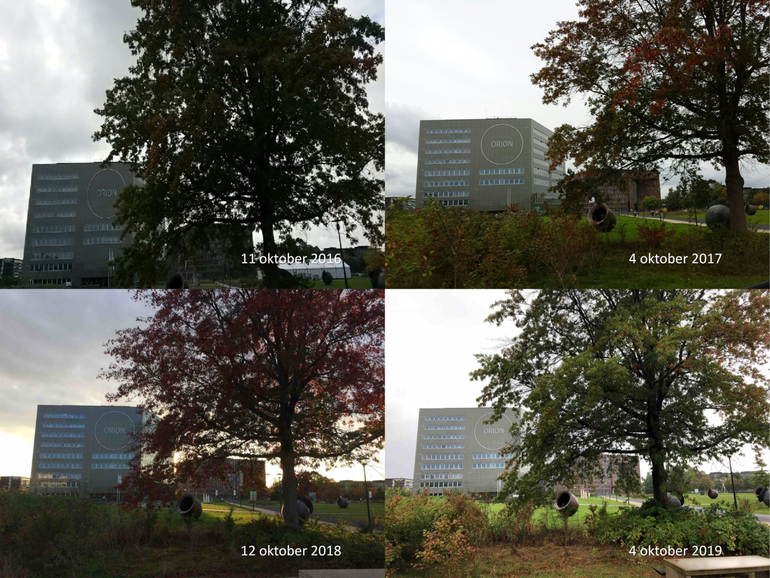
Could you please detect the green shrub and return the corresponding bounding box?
[586,499,770,555]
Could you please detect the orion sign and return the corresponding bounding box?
[94,411,135,450]
[87,169,126,220]
[480,124,524,165]
[473,412,514,451]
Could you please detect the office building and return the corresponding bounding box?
[562,454,641,497]
[21,162,136,287]
[1,258,23,284]
[0,476,30,491]
[580,171,661,214]
[29,405,151,497]
[414,118,565,212]
[412,407,525,496]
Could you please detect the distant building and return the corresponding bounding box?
[414,118,565,212]
[29,405,152,497]
[562,454,641,497]
[1,258,23,284]
[21,163,137,287]
[580,171,661,214]
[182,457,266,500]
[0,476,30,491]
[385,478,413,491]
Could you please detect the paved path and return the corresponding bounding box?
[627,214,770,233]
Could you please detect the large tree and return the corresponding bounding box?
[94,0,384,288]
[472,290,769,507]
[533,0,769,233]
[103,289,384,528]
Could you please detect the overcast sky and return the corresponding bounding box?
[0,291,383,484]
[0,0,384,259]
[385,290,768,482]
[384,0,770,200]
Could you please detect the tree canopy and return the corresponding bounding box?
[103,289,384,528]
[472,290,769,507]
[533,0,769,233]
[94,0,384,287]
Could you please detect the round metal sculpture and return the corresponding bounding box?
[709,198,728,207]
[553,491,579,517]
[587,202,617,232]
[745,204,757,216]
[177,493,202,519]
[755,487,770,507]
[369,268,385,289]
[705,204,731,230]
[666,493,682,508]
[337,497,349,509]
[321,270,333,286]
[707,488,718,499]
[281,496,314,525]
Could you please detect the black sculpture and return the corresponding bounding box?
[337,497,349,509]
[166,273,189,289]
[321,270,334,286]
[281,495,314,525]
[553,490,579,517]
[587,202,617,232]
[177,493,202,519]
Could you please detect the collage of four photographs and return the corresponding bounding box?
[0,0,768,577]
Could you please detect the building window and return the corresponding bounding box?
[84,223,123,232]
[32,238,74,247]
[425,149,471,154]
[479,179,524,186]
[424,170,470,177]
[38,463,82,469]
[423,180,470,188]
[83,237,122,245]
[40,453,83,459]
[33,225,75,234]
[36,187,79,193]
[30,263,74,272]
[479,168,525,175]
[426,139,471,144]
[92,453,134,460]
[426,129,471,134]
[34,212,76,218]
[42,432,84,438]
[37,174,78,181]
[42,423,85,428]
[425,159,470,165]
[36,199,77,206]
[91,463,131,470]
[424,191,469,198]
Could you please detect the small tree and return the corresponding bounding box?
[752,192,769,207]
[641,195,662,212]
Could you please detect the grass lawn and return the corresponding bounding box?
[683,492,770,514]
[665,210,770,226]
[312,502,385,523]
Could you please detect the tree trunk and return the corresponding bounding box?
[650,449,667,505]
[724,147,747,234]
[281,450,299,529]
[261,210,280,289]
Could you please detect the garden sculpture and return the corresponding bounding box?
[587,202,617,232]
[177,493,202,519]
